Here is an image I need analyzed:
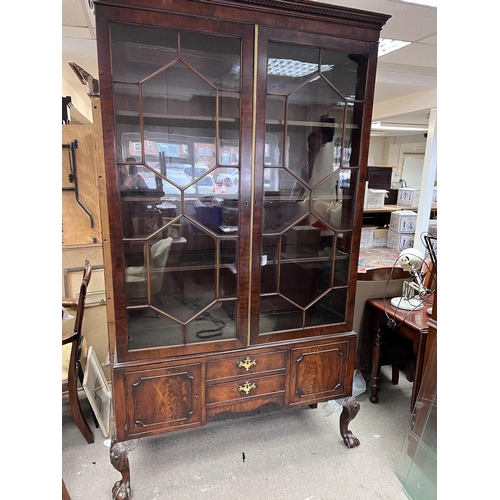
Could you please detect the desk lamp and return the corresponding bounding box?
[391,248,428,311]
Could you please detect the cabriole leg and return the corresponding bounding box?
[339,397,360,448]
[110,431,139,500]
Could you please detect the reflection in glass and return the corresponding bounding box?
[259,296,302,334]
[311,170,355,231]
[127,309,183,350]
[321,49,359,100]
[220,238,238,298]
[258,43,363,336]
[266,97,285,166]
[263,168,310,233]
[186,304,237,343]
[110,24,244,351]
[267,43,320,95]
[261,235,279,293]
[333,232,352,288]
[180,32,241,90]
[287,77,341,185]
[111,23,178,82]
[279,261,323,309]
[142,63,217,166]
[220,92,240,165]
[304,289,347,327]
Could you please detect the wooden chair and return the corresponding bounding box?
[62,258,96,444]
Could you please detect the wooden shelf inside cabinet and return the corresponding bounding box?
[115,113,240,131]
[364,204,413,213]
[116,111,238,124]
[266,119,359,129]
[363,204,438,213]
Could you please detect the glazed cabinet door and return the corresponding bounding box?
[96,8,254,362]
[251,27,377,344]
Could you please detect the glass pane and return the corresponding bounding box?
[115,83,141,162]
[266,97,285,166]
[124,237,174,307]
[287,77,341,185]
[220,238,238,298]
[304,289,347,327]
[257,42,366,338]
[280,261,324,309]
[282,224,322,260]
[261,235,280,293]
[186,303,237,343]
[339,169,357,230]
[180,32,241,90]
[118,164,193,239]
[141,63,217,166]
[312,171,352,230]
[259,295,302,334]
[127,309,183,350]
[320,49,359,101]
[220,92,240,166]
[110,26,244,351]
[212,167,239,196]
[334,232,352,287]
[111,23,178,82]
[267,43,319,95]
[188,195,222,231]
[263,168,309,233]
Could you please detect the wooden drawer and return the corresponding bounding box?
[206,350,286,382]
[206,373,285,405]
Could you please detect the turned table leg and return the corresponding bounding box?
[339,397,360,448]
[370,325,383,404]
[110,431,139,500]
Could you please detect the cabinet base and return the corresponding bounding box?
[109,398,360,499]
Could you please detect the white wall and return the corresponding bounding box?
[368,135,427,167]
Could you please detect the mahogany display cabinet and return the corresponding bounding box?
[93,1,389,497]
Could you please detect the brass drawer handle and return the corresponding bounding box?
[238,357,257,371]
[238,381,256,395]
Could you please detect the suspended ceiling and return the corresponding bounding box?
[62,0,437,136]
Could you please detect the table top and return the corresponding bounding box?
[367,297,433,333]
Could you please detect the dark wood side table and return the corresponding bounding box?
[363,298,433,410]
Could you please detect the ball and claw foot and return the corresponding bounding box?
[339,397,360,448]
[112,480,131,500]
[110,432,139,500]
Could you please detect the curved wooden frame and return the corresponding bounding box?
[62,258,95,444]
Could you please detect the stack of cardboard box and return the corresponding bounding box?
[397,187,438,209]
[387,210,417,250]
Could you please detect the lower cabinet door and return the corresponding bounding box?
[288,340,354,406]
[124,363,202,437]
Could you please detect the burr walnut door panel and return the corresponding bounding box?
[288,339,355,406]
[124,363,202,437]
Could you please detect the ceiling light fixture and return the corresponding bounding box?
[397,0,437,7]
[378,38,411,57]
[267,58,333,77]
[371,121,428,132]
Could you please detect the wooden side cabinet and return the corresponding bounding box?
[93,0,389,497]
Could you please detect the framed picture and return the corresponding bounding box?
[82,346,111,438]
[63,265,106,306]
